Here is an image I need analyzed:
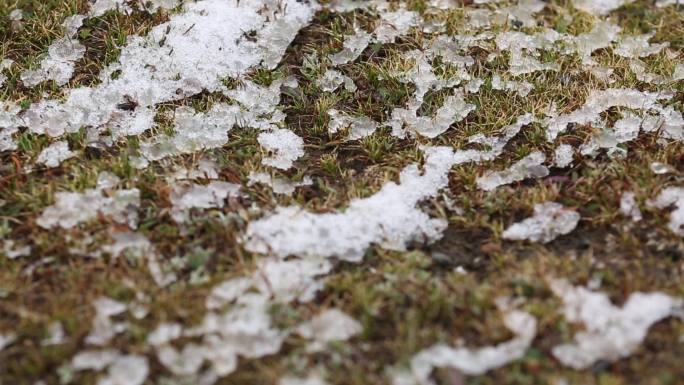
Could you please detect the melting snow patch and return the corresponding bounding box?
[476,152,549,191]
[139,104,238,162]
[503,202,580,243]
[330,28,372,65]
[248,172,313,196]
[391,307,537,384]
[491,75,534,97]
[550,278,684,369]
[37,172,140,229]
[545,88,667,141]
[170,181,241,223]
[21,38,86,87]
[36,140,75,168]
[328,109,379,141]
[258,129,305,170]
[389,93,475,139]
[374,9,421,43]
[280,374,330,385]
[42,321,66,346]
[574,21,621,64]
[674,64,684,81]
[553,144,574,168]
[619,192,642,222]
[9,0,316,141]
[650,161,675,175]
[97,354,149,385]
[0,332,16,352]
[573,0,634,15]
[296,309,363,352]
[647,187,684,236]
[615,34,668,58]
[244,146,458,262]
[317,69,356,92]
[85,297,128,346]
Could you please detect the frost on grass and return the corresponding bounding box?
[476,151,549,191]
[296,309,363,352]
[503,202,580,243]
[392,307,537,384]
[257,129,305,170]
[647,187,684,236]
[35,140,75,168]
[37,172,140,230]
[550,278,684,369]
